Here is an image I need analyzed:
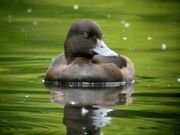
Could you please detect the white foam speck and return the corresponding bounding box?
[25,95,29,98]
[121,20,130,28]
[161,43,167,50]
[147,36,152,40]
[132,80,135,84]
[27,8,32,13]
[73,4,79,10]
[71,101,75,105]
[123,37,127,40]
[124,22,130,28]
[81,107,88,115]
[177,78,180,82]
[82,127,86,129]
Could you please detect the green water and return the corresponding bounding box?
[0,0,180,134]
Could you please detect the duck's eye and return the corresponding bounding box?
[82,32,88,38]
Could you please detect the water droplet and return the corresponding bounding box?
[27,8,32,13]
[82,127,86,130]
[124,22,130,28]
[147,36,152,40]
[177,78,180,82]
[71,101,75,105]
[81,107,88,115]
[73,4,79,10]
[132,80,135,84]
[123,37,127,40]
[25,95,29,98]
[161,43,167,50]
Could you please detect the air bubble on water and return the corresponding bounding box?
[123,37,127,40]
[73,4,79,10]
[32,21,38,26]
[161,43,167,50]
[177,78,180,82]
[27,8,32,13]
[147,36,152,40]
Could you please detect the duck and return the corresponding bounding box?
[44,19,135,82]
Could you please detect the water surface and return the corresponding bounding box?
[0,0,180,135]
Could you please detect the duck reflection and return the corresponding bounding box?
[45,82,134,135]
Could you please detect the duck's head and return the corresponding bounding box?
[64,19,118,64]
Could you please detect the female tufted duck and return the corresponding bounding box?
[45,19,135,82]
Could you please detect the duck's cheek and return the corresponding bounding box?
[92,39,118,57]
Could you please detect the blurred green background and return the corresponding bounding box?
[0,0,180,135]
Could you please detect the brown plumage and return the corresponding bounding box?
[45,19,135,82]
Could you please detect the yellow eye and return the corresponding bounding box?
[83,32,88,38]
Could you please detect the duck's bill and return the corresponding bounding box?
[93,39,118,57]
